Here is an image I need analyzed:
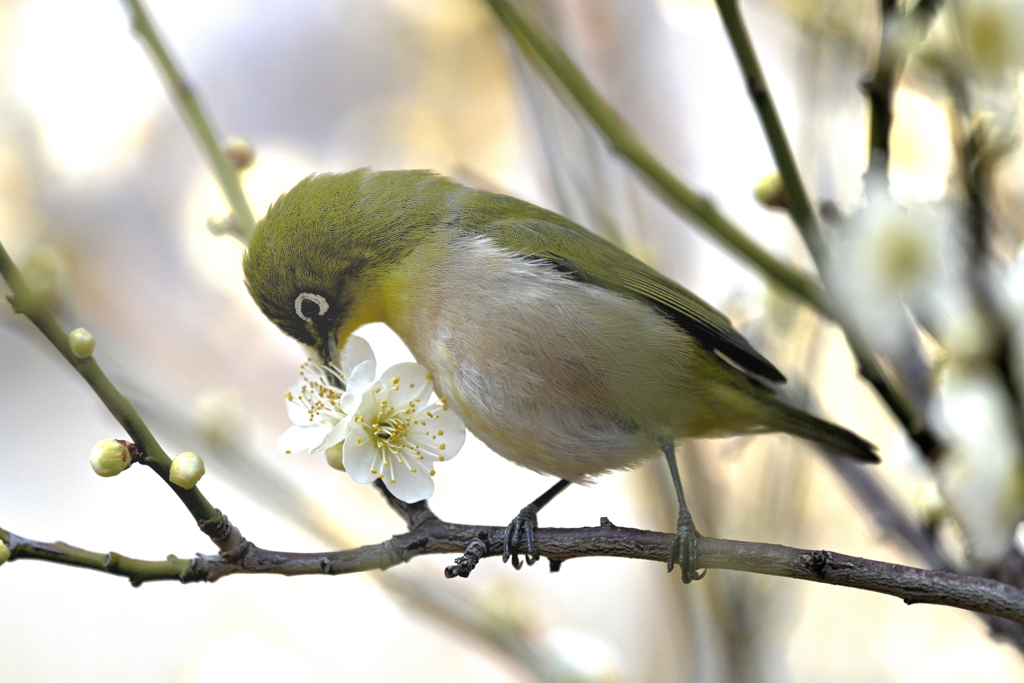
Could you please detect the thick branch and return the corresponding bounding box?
[5,520,1024,626]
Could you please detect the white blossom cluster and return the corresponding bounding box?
[821,0,1024,565]
[278,336,466,503]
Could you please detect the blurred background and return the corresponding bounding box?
[3,0,1024,680]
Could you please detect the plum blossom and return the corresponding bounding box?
[278,337,466,502]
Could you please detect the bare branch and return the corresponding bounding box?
[6,516,1024,627]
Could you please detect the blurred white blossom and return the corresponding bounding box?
[936,367,1024,563]
[829,184,958,356]
[953,0,1024,80]
[544,629,624,683]
[194,387,247,445]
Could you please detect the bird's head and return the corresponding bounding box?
[243,168,461,365]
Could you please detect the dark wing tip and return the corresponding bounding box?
[720,343,787,384]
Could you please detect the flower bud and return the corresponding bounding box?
[21,246,68,305]
[0,540,10,566]
[68,328,95,358]
[325,444,346,471]
[222,136,255,170]
[90,439,132,477]
[169,451,205,489]
[753,171,787,209]
[206,214,239,237]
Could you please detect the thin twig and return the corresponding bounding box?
[864,0,946,184]
[484,0,941,461]
[483,0,828,312]
[119,0,257,239]
[0,240,223,531]
[709,0,941,458]
[712,0,825,264]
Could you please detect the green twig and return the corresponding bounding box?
[484,0,939,457]
[713,0,826,265]
[0,238,223,530]
[484,0,828,312]
[119,0,257,239]
[1,529,197,587]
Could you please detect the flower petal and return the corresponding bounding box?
[409,403,467,459]
[315,415,353,452]
[277,424,328,454]
[284,384,312,424]
[347,359,377,395]
[342,425,381,483]
[341,336,375,377]
[386,463,435,503]
[378,362,432,405]
[351,382,384,422]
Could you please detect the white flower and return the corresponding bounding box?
[829,187,958,356]
[342,362,466,503]
[936,366,1024,563]
[276,336,376,463]
[169,451,206,489]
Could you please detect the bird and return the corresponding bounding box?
[243,168,878,582]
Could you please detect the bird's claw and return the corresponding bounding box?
[667,509,705,583]
[503,503,540,569]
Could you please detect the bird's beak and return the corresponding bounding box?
[315,330,343,388]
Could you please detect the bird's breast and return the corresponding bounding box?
[380,235,705,481]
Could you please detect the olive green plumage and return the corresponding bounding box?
[244,168,877,482]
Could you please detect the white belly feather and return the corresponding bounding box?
[384,235,707,482]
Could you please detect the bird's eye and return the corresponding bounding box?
[295,292,329,322]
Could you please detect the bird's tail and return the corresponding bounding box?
[773,403,879,463]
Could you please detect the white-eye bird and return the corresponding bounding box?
[243,169,878,582]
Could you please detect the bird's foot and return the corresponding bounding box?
[667,507,706,584]
[503,503,541,569]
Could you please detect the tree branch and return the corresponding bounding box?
[484,0,942,463]
[6,516,1024,626]
[712,0,825,264]
[119,0,257,239]
[483,0,828,312]
[0,240,224,533]
[711,0,943,460]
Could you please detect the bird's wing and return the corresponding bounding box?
[460,194,785,383]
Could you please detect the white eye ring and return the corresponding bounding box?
[295,292,329,321]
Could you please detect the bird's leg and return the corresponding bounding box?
[504,478,571,569]
[659,437,706,583]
